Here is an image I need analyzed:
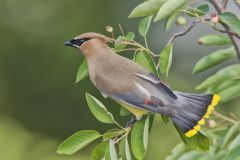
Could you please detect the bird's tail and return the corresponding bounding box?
[171,92,220,137]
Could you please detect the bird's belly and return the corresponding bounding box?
[118,102,149,120]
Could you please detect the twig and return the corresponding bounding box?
[197,17,240,38]
[174,10,240,38]
[113,131,125,143]
[208,0,240,60]
[221,0,229,12]
[114,127,131,144]
[212,25,240,38]
[111,32,114,39]
[133,49,138,60]
[213,111,238,124]
[207,126,228,132]
[132,40,159,57]
[168,19,201,44]
[113,48,141,53]
[208,0,223,13]
[230,112,240,121]
[110,38,159,57]
[118,24,125,37]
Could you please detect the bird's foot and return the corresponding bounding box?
[125,116,137,128]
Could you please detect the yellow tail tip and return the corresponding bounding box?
[184,94,220,138]
[213,94,220,105]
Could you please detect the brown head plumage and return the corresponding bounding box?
[64,32,112,57]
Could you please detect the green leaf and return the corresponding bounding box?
[57,130,101,155]
[215,151,227,160]
[154,0,189,22]
[91,141,109,160]
[120,107,130,117]
[159,43,173,77]
[197,147,219,160]
[109,139,118,160]
[229,134,240,151]
[196,64,240,90]
[131,116,150,160]
[114,32,135,51]
[128,0,167,18]
[222,122,240,148]
[193,47,236,74]
[208,79,240,93]
[125,138,132,160]
[164,11,180,31]
[143,115,150,149]
[161,115,169,123]
[178,151,204,160]
[187,4,209,17]
[198,34,231,46]
[219,82,240,102]
[165,143,187,160]
[148,115,155,132]
[220,12,240,35]
[86,93,116,124]
[76,59,88,83]
[174,124,209,151]
[120,137,132,160]
[103,128,122,141]
[138,16,153,37]
[222,146,240,160]
[104,145,111,160]
[196,4,209,16]
[125,32,135,41]
[135,51,158,75]
[114,36,127,50]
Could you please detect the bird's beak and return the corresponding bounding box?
[64,40,74,47]
[64,39,80,49]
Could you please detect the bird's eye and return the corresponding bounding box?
[72,38,91,47]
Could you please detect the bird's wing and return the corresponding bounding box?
[115,91,166,114]
[93,70,179,116]
[134,73,178,99]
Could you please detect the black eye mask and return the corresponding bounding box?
[70,38,91,47]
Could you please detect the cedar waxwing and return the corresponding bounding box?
[64,32,220,137]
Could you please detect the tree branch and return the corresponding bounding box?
[221,0,229,12]
[168,19,201,44]
[212,25,240,38]
[208,0,240,60]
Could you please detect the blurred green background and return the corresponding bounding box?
[0,0,239,159]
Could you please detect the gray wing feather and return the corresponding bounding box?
[135,73,178,99]
[115,93,176,117]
